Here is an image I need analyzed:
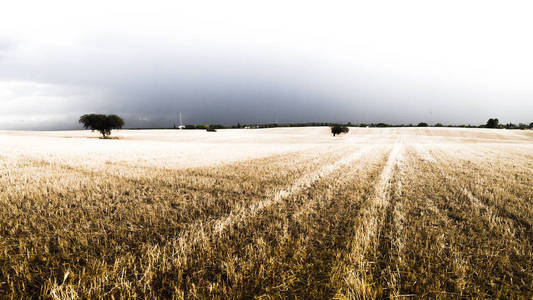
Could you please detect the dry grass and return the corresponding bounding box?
[0,128,532,298]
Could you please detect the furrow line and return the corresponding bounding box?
[334,141,404,298]
[420,147,532,235]
[213,145,376,234]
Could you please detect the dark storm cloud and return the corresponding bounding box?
[1,0,533,130]
[1,34,531,130]
[0,36,367,129]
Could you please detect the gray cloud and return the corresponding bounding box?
[1,1,533,130]
[0,37,17,60]
[0,36,363,129]
[0,37,15,50]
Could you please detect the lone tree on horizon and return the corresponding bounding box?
[79,114,124,138]
[486,118,500,128]
[331,125,349,136]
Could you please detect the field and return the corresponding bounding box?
[0,127,532,298]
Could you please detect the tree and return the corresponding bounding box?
[417,122,428,127]
[486,118,499,128]
[79,114,124,138]
[331,125,349,136]
[530,122,533,129]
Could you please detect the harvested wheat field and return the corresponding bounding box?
[0,127,532,298]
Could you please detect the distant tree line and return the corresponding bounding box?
[179,122,436,129]
[178,119,531,130]
[183,124,225,130]
[483,118,532,129]
[180,122,338,129]
[128,118,533,131]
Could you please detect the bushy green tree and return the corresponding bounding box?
[79,114,124,138]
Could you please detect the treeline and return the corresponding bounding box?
[178,119,533,130]
[483,118,532,129]
[177,122,337,130]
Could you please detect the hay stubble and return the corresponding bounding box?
[0,128,532,298]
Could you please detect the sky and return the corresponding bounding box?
[1,0,532,129]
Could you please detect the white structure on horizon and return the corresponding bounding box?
[177,112,185,129]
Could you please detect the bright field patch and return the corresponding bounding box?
[0,128,532,298]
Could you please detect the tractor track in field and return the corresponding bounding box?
[212,145,376,235]
[332,141,404,298]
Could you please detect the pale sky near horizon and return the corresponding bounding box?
[1,0,532,129]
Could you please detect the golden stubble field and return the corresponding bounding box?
[0,127,532,298]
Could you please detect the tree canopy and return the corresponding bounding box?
[79,114,124,138]
[330,125,349,136]
[485,118,500,128]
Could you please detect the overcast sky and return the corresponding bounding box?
[1,0,532,129]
